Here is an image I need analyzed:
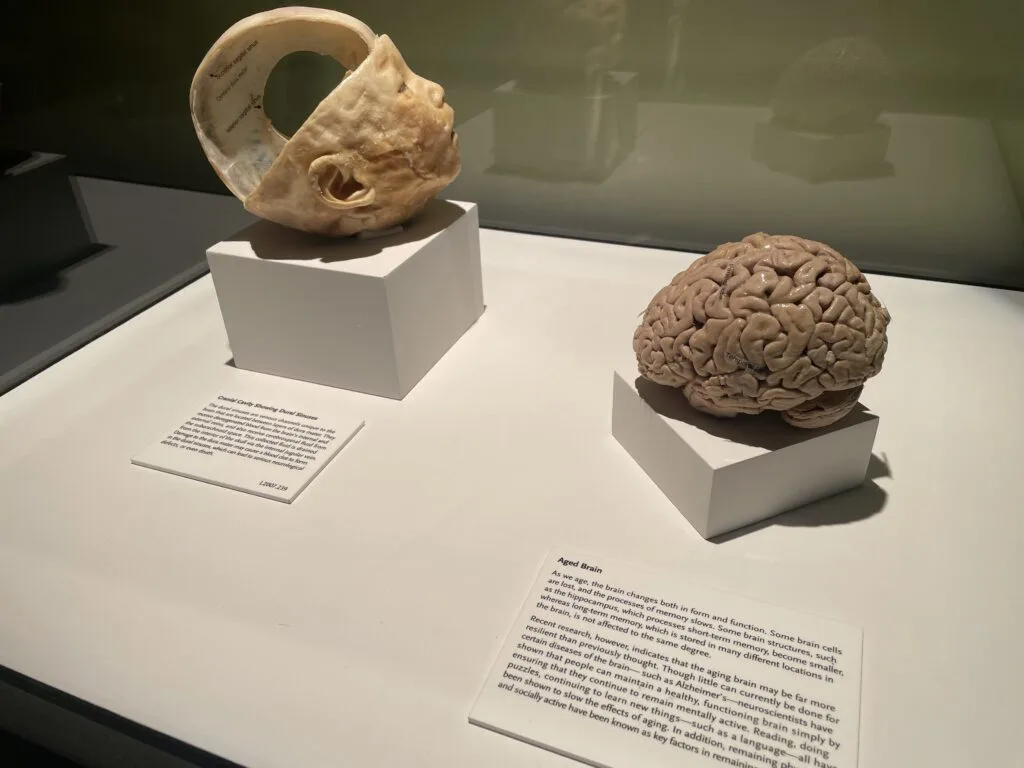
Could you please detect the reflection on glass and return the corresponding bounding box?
[753,37,893,183]
[0,0,1022,288]
[487,0,636,182]
[662,0,690,95]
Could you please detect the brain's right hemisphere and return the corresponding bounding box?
[633,233,891,429]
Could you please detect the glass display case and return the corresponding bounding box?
[1,4,1022,768]
[2,1,1023,287]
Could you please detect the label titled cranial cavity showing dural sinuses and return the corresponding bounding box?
[132,390,365,503]
[470,552,862,768]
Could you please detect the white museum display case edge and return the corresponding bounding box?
[0,224,1022,768]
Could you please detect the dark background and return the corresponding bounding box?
[0,728,77,767]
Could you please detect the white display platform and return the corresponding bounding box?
[207,200,484,399]
[752,119,892,183]
[1,226,1023,768]
[612,367,880,539]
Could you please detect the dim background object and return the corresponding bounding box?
[514,0,628,90]
[753,120,892,184]
[753,37,893,183]
[0,178,255,397]
[489,0,637,182]
[771,37,890,135]
[188,8,461,237]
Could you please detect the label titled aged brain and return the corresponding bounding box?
[471,550,862,768]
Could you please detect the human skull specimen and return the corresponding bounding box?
[190,7,460,237]
[634,234,890,429]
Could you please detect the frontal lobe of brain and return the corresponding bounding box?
[633,233,890,429]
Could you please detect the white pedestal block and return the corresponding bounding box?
[611,366,880,539]
[207,200,483,399]
[753,119,892,183]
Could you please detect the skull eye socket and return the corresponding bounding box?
[309,156,376,210]
[321,164,365,203]
[398,81,408,94]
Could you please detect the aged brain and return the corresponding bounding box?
[634,233,890,428]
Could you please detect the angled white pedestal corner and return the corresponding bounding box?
[206,200,484,399]
[611,366,879,539]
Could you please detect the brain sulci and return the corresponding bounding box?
[633,233,891,429]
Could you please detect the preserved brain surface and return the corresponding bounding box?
[633,233,891,429]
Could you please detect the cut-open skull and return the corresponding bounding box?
[190,7,460,236]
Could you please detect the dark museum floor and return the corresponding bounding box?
[0,729,79,767]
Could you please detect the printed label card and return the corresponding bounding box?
[132,389,364,502]
[471,551,862,768]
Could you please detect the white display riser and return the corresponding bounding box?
[206,200,484,399]
[611,366,880,539]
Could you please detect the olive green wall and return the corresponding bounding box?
[2,1,1022,287]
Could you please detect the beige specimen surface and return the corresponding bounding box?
[634,233,891,428]
[190,7,460,237]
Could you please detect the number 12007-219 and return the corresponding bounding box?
[258,481,289,491]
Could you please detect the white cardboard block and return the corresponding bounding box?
[611,366,880,539]
[491,72,639,181]
[207,200,484,399]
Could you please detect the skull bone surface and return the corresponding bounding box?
[633,233,890,429]
[190,7,460,237]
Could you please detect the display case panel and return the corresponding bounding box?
[1,1,1022,289]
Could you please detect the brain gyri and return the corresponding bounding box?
[633,233,890,428]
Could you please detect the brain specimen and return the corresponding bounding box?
[633,233,890,429]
